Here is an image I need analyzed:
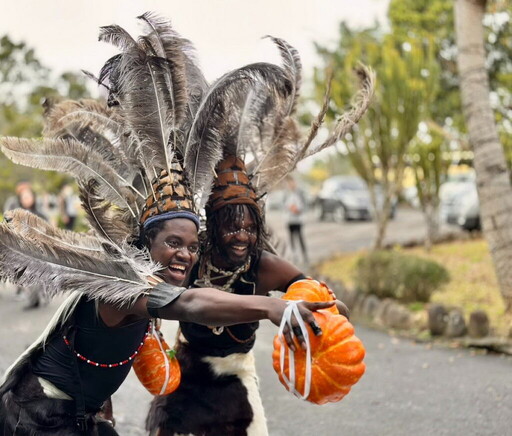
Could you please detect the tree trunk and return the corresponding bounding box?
[455,0,512,311]
[423,202,440,253]
[373,212,388,250]
[372,191,392,250]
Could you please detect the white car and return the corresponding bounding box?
[439,170,480,231]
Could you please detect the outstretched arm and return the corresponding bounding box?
[151,287,332,327]
[99,282,334,350]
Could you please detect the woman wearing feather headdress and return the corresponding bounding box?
[147,36,374,436]
[0,14,334,435]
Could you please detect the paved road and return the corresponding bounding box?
[1,207,511,435]
[266,206,462,265]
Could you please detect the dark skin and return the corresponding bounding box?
[98,218,333,343]
[209,205,349,348]
[97,218,333,426]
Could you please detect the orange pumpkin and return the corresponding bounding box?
[133,325,181,396]
[283,279,339,314]
[272,311,366,405]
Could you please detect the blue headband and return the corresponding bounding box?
[142,211,200,231]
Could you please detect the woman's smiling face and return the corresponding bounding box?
[149,218,200,285]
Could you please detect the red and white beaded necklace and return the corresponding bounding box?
[63,321,152,368]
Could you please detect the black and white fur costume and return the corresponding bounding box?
[145,23,374,435]
[0,293,117,435]
[147,257,269,436]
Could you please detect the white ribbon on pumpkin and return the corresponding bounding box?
[150,321,171,395]
[277,300,312,400]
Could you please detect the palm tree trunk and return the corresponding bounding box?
[455,0,512,311]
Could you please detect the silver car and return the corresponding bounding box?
[316,175,396,222]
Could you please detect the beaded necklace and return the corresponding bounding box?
[195,255,254,338]
[63,321,152,368]
[198,256,252,293]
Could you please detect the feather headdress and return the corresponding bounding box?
[184,37,375,214]
[0,13,210,305]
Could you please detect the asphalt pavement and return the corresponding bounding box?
[1,207,511,435]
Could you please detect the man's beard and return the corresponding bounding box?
[215,242,253,269]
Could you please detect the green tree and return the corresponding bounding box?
[315,28,438,249]
[408,128,449,251]
[0,35,90,207]
[389,0,512,163]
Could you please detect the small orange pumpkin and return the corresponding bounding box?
[283,279,339,314]
[273,311,366,405]
[133,324,181,396]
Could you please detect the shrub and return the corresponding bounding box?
[354,250,449,303]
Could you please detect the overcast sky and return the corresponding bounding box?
[0,0,389,82]
[0,0,389,171]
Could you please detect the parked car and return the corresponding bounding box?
[455,183,480,231]
[316,175,396,222]
[265,187,314,213]
[439,170,480,230]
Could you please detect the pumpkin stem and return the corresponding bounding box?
[165,349,177,359]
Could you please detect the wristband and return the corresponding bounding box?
[146,282,187,318]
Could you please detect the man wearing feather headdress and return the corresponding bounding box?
[147,33,374,436]
[0,14,335,435]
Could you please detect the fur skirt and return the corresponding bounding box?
[146,338,268,436]
[0,368,118,436]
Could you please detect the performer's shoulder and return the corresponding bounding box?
[257,251,302,293]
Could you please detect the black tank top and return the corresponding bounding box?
[32,297,148,411]
[180,254,261,357]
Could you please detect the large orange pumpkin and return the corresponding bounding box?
[133,325,181,396]
[283,279,339,314]
[273,311,366,405]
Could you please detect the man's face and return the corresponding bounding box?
[216,205,257,267]
[149,218,199,286]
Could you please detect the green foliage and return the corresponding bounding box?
[408,302,425,312]
[354,250,450,303]
[408,128,450,211]
[0,34,91,208]
[315,26,440,248]
[389,0,512,144]
[389,0,454,43]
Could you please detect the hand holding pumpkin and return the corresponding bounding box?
[285,279,351,318]
[266,298,336,351]
[273,279,366,404]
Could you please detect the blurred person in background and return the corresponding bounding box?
[285,176,309,266]
[59,183,80,230]
[3,181,46,219]
[3,181,47,309]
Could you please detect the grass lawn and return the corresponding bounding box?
[318,237,512,336]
